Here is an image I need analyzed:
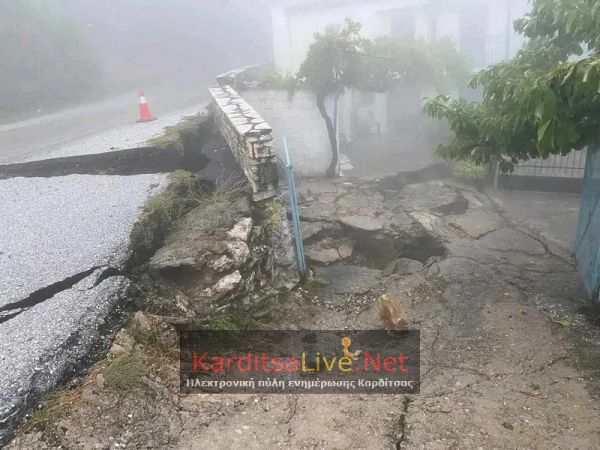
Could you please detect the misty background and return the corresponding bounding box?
[0,0,272,120]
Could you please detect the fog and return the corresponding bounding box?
[63,0,271,88]
[0,0,272,116]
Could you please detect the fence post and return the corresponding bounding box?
[283,137,308,280]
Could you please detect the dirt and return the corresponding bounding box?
[7,176,600,449]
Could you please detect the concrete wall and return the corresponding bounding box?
[209,86,279,200]
[241,89,332,177]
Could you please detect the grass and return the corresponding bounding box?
[147,114,205,154]
[144,170,247,225]
[144,170,202,224]
[103,354,145,392]
[264,199,283,229]
[189,172,248,207]
[22,387,82,435]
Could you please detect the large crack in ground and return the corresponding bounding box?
[0,113,213,180]
[0,147,209,179]
[0,266,102,323]
[0,265,127,324]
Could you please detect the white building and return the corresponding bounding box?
[268,0,529,137]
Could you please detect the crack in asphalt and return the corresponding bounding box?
[394,396,412,449]
[0,145,210,180]
[0,266,123,324]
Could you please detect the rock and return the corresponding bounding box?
[339,215,383,232]
[337,242,353,260]
[382,258,423,277]
[228,217,252,241]
[226,241,250,265]
[209,271,242,296]
[306,238,353,264]
[306,246,341,264]
[300,221,340,241]
[108,343,127,357]
[210,255,234,272]
[397,181,468,215]
[95,373,105,390]
[379,294,409,330]
[174,294,194,316]
[148,202,247,273]
[131,311,153,335]
[108,330,134,357]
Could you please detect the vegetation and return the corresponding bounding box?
[0,1,102,119]
[22,388,81,434]
[145,170,247,227]
[298,19,470,177]
[104,354,145,392]
[425,0,600,172]
[147,114,206,154]
[191,172,248,207]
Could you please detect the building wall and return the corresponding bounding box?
[272,0,530,73]
[271,0,429,74]
[241,89,332,177]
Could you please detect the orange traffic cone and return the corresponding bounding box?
[137,90,156,122]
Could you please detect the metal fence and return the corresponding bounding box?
[511,150,588,179]
[575,145,600,303]
[494,149,587,192]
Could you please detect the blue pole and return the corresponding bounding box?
[283,137,308,280]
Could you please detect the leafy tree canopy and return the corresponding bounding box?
[425,0,600,172]
[298,18,469,176]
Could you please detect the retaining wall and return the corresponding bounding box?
[209,85,279,201]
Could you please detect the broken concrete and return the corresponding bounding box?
[297,178,446,268]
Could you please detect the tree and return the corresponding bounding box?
[298,19,469,177]
[297,20,372,177]
[425,0,600,172]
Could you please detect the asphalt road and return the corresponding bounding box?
[0,89,208,442]
[0,86,208,164]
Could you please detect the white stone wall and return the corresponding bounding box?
[241,89,332,177]
[210,86,279,200]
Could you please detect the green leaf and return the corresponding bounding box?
[538,118,554,146]
[565,11,577,35]
[582,64,594,83]
[593,1,600,21]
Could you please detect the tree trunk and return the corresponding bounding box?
[317,88,338,178]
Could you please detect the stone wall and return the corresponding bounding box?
[241,89,331,177]
[209,86,279,201]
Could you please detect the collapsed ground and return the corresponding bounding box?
[8,168,600,449]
